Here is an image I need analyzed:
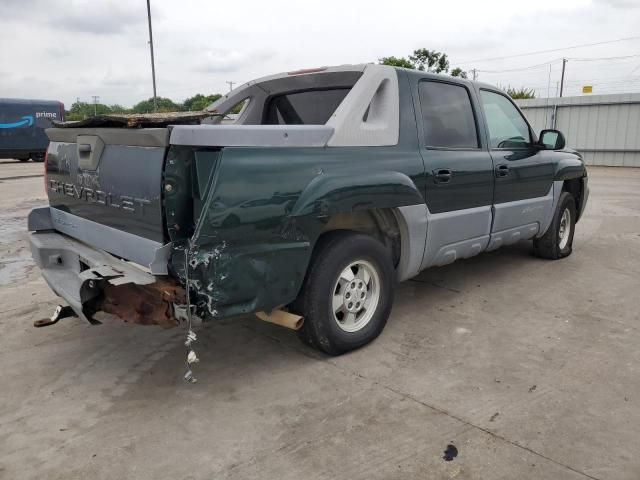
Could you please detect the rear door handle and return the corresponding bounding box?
[495,164,510,177]
[433,168,452,184]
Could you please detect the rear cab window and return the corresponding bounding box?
[479,90,532,149]
[418,81,479,149]
[264,88,351,125]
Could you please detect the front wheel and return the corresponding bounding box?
[296,232,395,355]
[533,191,576,259]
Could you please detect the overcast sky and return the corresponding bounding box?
[1,0,639,107]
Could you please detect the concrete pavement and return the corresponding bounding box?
[0,167,639,480]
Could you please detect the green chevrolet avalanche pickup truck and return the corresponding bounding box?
[28,64,588,355]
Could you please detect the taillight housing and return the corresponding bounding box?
[287,66,327,75]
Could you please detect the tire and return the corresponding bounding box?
[295,231,395,355]
[31,154,45,163]
[533,191,576,259]
[19,158,29,162]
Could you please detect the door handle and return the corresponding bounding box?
[433,168,452,184]
[495,164,510,177]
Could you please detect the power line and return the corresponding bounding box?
[457,36,640,65]
[476,59,562,73]
[568,53,640,62]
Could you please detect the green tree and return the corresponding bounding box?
[131,97,182,114]
[504,86,536,99]
[379,49,466,78]
[66,101,114,121]
[409,49,449,73]
[108,104,129,114]
[450,67,468,79]
[378,56,415,69]
[183,93,222,111]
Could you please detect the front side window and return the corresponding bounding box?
[264,88,351,125]
[419,81,479,149]
[480,90,531,149]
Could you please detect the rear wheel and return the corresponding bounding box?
[533,191,576,259]
[31,153,45,163]
[296,232,395,355]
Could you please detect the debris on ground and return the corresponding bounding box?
[443,443,458,462]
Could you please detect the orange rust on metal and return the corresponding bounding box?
[99,278,186,329]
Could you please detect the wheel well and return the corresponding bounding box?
[563,178,582,218]
[316,209,401,267]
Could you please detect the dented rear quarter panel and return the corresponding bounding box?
[177,72,427,318]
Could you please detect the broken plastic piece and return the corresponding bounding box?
[183,369,197,383]
[187,350,199,364]
[184,329,197,347]
[34,305,77,328]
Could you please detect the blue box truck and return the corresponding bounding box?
[0,98,64,162]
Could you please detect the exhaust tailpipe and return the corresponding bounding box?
[255,309,304,330]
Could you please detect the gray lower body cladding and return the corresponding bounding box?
[395,182,575,278]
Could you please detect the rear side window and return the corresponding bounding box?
[264,88,350,125]
[479,90,531,149]
[419,81,478,148]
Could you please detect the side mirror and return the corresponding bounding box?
[539,129,566,150]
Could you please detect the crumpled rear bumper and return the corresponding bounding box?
[29,231,185,327]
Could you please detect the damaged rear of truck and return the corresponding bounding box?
[28,64,425,353]
[29,63,588,356]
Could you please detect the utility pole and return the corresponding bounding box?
[559,58,567,97]
[91,95,100,116]
[226,81,236,92]
[552,81,559,129]
[471,69,477,81]
[146,0,158,111]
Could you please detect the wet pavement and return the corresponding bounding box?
[1,165,639,480]
[0,160,45,287]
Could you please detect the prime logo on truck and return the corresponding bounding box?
[0,98,64,162]
[28,64,588,360]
